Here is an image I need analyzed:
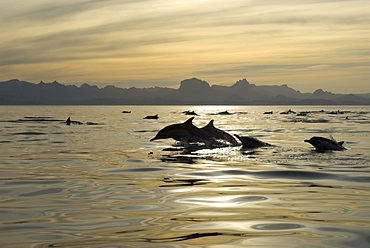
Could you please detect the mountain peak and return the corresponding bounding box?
[178,78,211,92]
[232,78,250,86]
[80,83,100,90]
[230,78,254,89]
[312,88,335,99]
[237,78,250,84]
[7,79,20,83]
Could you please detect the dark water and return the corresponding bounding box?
[0,105,369,248]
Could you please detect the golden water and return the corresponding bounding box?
[0,105,369,247]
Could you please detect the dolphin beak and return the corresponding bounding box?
[304,140,309,142]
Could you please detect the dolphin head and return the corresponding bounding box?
[150,125,190,141]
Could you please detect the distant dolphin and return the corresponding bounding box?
[144,114,159,119]
[235,134,272,149]
[182,110,198,115]
[201,120,239,145]
[150,117,213,144]
[65,117,83,125]
[305,136,346,151]
[217,111,232,115]
[280,109,296,114]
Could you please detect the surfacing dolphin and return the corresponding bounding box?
[305,136,346,151]
[65,117,83,125]
[200,119,239,145]
[234,134,272,149]
[150,117,213,145]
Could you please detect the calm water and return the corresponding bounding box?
[0,105,369,248]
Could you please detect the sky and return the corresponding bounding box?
[0,0,369,93]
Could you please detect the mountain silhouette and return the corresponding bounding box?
[0,78,369,105]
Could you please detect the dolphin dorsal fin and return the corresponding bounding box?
[204,119,214,128]
[184,117,195,125]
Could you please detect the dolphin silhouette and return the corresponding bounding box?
[144,114,159,119]
[235,134,272,149]
[150,117,212,144]
[65,117,83,125]
[201,120,239,145]
[305,136,346,151]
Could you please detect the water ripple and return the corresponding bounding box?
[251,223,304,230]
[186,169,337,181]
[13,131,47,135]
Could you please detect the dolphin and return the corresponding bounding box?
[65,117,83,125]
[144,114,159,119]
[200,119,239,145]
[234,134,272,149]
[304,136,346,151]
[150,117,213,144]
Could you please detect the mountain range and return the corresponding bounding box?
[1,78,369,105]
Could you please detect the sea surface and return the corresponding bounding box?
[0,105,369,248]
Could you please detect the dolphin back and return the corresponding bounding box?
[235,134,272,148]
[201,120,239,145]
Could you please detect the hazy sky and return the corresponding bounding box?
[1,0,369,93]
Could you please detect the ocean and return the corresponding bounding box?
[0,105,369,248]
